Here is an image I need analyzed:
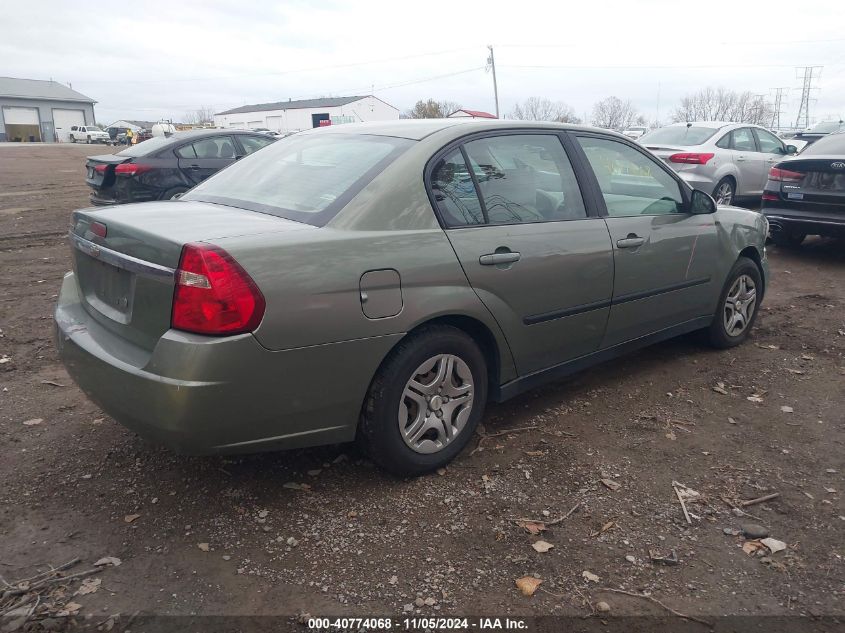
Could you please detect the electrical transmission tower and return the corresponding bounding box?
[795,66,822,129]
[770,87,788,130]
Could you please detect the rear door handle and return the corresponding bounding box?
[189,164,200,169]
[479,252,521,265]
[736,156,746,162]
[616,235,645,249]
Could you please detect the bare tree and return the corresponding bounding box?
[507,97,580,123]
[672,88,774,125]
[184,106,216,126]
[403,99,463,119]
[591,96,643,131]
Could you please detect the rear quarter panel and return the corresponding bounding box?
[712,206,769,299]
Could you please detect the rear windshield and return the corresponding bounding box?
[639,126,718,146]
[182,133,413,226]
[800,132,845,155]
[807,121,845,134]
[116,136,173,157]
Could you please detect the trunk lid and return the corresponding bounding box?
[773,156,845,208]
[85,154,131,194]
[70,200,313,350]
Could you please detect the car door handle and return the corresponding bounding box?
[736,156,746,162]
[479,252,521,265]
[616,235,645,249]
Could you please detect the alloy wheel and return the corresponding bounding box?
[715,181,733,206]
[398,354,474,454]
[723,274,757,337]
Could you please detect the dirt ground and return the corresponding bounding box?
[0,144,843,628]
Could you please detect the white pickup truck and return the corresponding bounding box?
[69,125,111,144]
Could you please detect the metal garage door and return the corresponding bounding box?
[266,116,282,131]
[53,108,86,142]
[247,120,262,128]
[3,107,39,125]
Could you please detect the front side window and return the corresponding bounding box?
[577,136,685,217]
[183,133,412,226]
[463,135,586,223]
[732,128,756,152]
[430,149,484,227]
[239,135,274,155]
[754,129,784,154]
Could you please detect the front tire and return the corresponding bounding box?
[86,135,91,144]
[713,177,735,206]
[706,257,762,349]
[358,325,488,476]
[69,135,75,143]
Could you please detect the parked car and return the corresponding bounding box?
[639,122,797,205]
[69,125,110,144]
[790,120,845,147]
[56,120,768,475]
[761,131,845,245]
[84,129,276,205]
[622,126,648,139]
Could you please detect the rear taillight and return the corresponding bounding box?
[90,221,107,238]
[171,243,265,336]
[93,164,107,174]
[768,167,804,182]
[668,152,715,165]
[761,192,780,202]
[114,163,152,177]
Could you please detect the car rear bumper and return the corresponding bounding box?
[54,272,401,455]
[762,206,845,237]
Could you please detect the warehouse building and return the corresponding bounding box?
[214,95,398,133]
[0,77,97,143]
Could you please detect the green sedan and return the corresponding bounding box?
[55,119,769,476]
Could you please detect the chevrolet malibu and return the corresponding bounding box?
[55,120,769,476]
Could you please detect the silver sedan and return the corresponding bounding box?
[639,122,797,205]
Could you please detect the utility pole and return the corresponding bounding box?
[487,45,499,119]
[795,66,822,129]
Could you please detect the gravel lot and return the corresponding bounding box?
[0,144,843,626]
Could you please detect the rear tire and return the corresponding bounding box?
[161,187,188,201]
[713,177,735,206]
[706,257,762,349]
[358,325,488,477]
[770,230,805,247]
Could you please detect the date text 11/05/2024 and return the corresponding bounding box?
[306,617,528,630]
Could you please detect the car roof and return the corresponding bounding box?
[298,118,628,141]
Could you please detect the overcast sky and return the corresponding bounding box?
[4,0,845,127]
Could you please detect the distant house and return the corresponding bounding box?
[0,76,97,143]
[214,96,399,133]
[448,109,497,119]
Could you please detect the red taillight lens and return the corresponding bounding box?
[761,192,780,202]
[668,152,715,165]
[93,164,107,174]
[114,163,152,177]
[171,243,265,336]
[90,221,107,238]
[768,167,804,182]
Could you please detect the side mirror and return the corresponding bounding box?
[785,144,798,155]
[691,189,717,213]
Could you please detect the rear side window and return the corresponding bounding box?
[463,135,586,223]
[175,144,196,159]
[182,133,413,226]
[715,133,732,149]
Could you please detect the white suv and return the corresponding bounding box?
[69,126,110,144]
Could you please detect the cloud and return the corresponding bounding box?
[4,0,845,126]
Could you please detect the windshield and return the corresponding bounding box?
[800,132,845,155]
[182,133,413,226]
[116,136,173,157]
[639,126,718,146]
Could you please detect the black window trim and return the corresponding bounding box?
[566,130,693,219]
[423,128,601,230]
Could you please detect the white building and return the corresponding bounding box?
[214,96,399,133]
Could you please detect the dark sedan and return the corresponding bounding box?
[85,130,275,205]
[762,132,845,246]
